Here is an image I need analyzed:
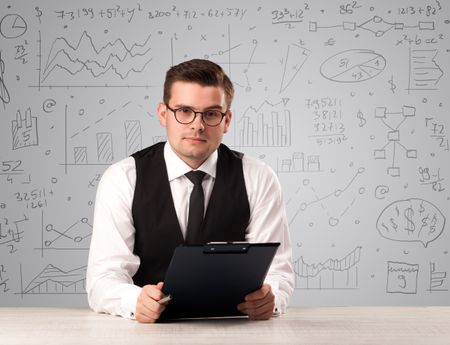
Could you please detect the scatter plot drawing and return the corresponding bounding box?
[373,105,417,177]
[294,246,361,289]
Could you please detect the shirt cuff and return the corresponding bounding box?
[120,285,142,319]
[265,279,282,316]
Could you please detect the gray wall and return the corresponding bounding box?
[0,0,449,307]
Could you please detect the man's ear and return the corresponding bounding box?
[223,110,232,133]
[157,102,167,126]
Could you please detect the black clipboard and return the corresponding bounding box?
[160,242,279,321]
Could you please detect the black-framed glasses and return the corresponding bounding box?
[165,104,227,127]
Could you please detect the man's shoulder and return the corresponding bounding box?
[132,141,165,159]
[104,156,136,176]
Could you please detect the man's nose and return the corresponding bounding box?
[190,113,205,130]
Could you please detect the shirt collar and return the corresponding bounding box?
[164,142,217,181]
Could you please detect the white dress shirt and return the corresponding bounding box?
[86,143,294,319]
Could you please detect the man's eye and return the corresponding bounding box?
[204,110,219,118]
[179,108,192,114]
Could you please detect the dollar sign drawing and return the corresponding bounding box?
[389,218,398,231]
[35,7,43,24]
[429,214,438,234]
[357,110,366,127]
[388,75,397,94]
[419,201,425,215]
[404,207,415,233]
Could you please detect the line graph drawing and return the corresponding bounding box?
[373,105,417,177]
[286,167,365,227]
[294,246,362,289]
[38,30,154,86]
[310,16,435,37]
[19,264,86,295]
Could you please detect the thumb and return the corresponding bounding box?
[156,282,164,290]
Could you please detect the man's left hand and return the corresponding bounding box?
[237,283,275,320]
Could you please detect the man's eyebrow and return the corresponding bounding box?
[173,104,223,110]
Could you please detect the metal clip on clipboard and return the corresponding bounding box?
[203,242,250,254]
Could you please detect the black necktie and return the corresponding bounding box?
[185,170,206,244]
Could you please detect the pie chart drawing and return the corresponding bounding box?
[320,49,386,83]
[0,14,27,39]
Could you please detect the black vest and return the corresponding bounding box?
[131,142,250,287]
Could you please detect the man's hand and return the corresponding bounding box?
[237,283,275,320]
[135,282,169,323]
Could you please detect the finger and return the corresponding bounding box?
[135,307,165,323]
[245,284,271,301]
[239,296,273,311]
[238,297,273,315]
[135,285,167,323]
[241,301,274,320]
[135,297,166,323]
[143,285,165,301]
[248,307,273,320]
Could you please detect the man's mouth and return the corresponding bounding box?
[184,136,206,143]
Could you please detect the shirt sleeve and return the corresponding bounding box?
[242,156,295,315]
[86,157,142,319]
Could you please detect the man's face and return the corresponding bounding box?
[158,81,232,169]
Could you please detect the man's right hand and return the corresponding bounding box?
[135,282,168,323]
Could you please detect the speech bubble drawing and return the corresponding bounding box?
[376,198,445,248]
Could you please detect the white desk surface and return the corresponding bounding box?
[0,307,449,345]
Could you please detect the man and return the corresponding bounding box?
[86,59,294,323]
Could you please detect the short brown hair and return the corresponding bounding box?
[163,59,234,109]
